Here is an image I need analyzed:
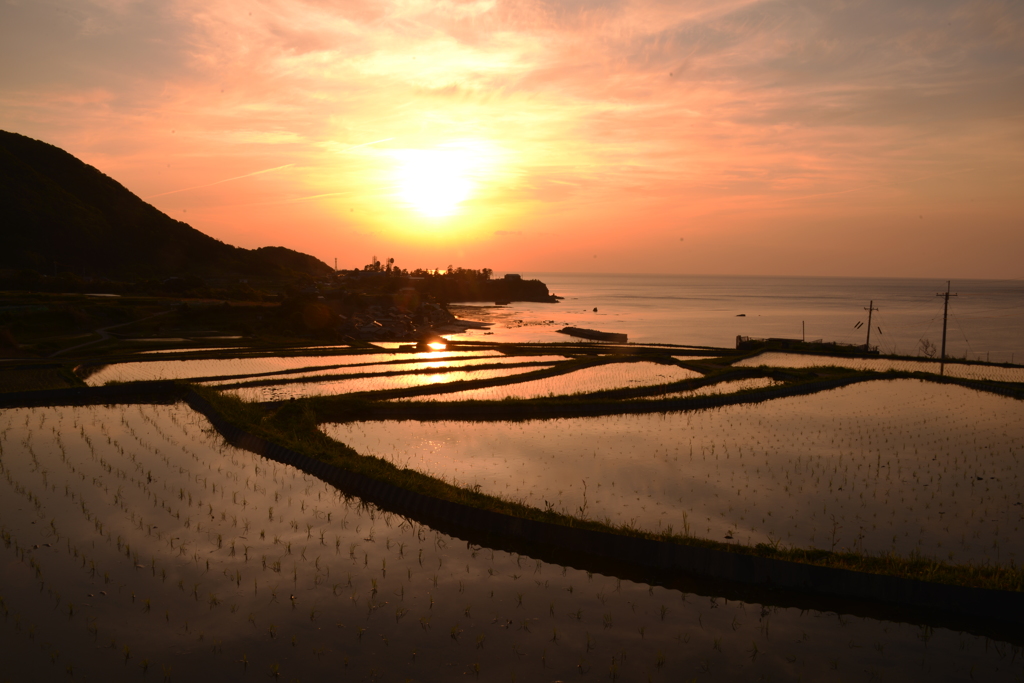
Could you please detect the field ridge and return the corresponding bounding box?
[181,387,1024,636]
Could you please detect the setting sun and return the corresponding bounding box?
[392,148,475,217]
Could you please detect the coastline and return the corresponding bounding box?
[461,272,1024,360]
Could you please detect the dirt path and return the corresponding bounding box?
[49,310,171,358]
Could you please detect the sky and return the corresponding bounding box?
[2,0,1022,278]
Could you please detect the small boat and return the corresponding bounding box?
[556,326,628,343]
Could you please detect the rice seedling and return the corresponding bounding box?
[0,403,1018,681]
[735,352,1024,383]
[205,354,564,388]
[82,350,507,386]
[326,380,1024,564]
[399,362,700,402]
[225,365,545,402]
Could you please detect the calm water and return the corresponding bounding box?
[6,404,1017,681]
[328,380,1024,565]
[450,274,1024,362]
[397,362,699,402]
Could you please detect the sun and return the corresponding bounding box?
[392,148,475,217]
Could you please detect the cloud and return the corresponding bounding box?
[1,0,1021,276]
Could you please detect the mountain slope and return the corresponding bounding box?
[0,131,333,279]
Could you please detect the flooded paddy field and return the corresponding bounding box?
[327,380,1024,565]
[397,362,701,402]
[81,350,504,386]
[651,377,783,399]
[222,365,554,402]
[1,404,1020,682]
[736,352,1024,383]
[201,355,569,387]
[135,347,242,355]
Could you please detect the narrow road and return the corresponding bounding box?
[49,310,172,358]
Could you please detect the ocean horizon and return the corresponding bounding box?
[450,272,1024,362]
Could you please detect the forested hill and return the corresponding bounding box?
[0,130,333,280]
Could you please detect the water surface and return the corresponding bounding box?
[398,362,700,402]
[736,352,1024,383]
[225,365,547,402]
[327,380,1024,564]
[83,350,502,385]
[0,404,1017,681]
[449,274,1024,362]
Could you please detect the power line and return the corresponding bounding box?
[870,309,898,354]
[950,310,975,357]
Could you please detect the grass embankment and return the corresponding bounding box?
[193,383,1024,593]
[210,348,715,399]
[0,365,81,393]
[339,369,871,422]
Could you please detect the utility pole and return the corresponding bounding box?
[864,301,878,352]
[936,281,958,376]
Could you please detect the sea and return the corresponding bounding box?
[447,273,1024,364]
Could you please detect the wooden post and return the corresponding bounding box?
[864,301,877,351]
[937,281,957,376]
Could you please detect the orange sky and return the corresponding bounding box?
[2,0,1022,278]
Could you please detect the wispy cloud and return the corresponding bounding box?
[2,0,1022,276]
[146,163,295,198]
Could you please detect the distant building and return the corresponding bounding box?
[504,273,522,281]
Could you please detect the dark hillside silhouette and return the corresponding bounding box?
[0,130,333,279]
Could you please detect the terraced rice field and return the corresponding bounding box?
[735,352,1024,383]
[398,362,700,402]
[650,377,782,399]
[223,366,549,402]
[0,404,1017,681]
[201,355,568,387]
[135,347,240,355]
[327,380,1024,565]
[82,350,503,385]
